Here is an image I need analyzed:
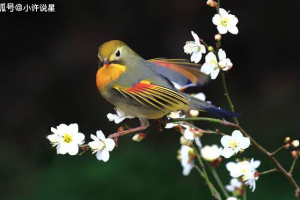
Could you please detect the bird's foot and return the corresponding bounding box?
[155,117,167,132]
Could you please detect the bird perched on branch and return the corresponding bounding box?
[96,40,239,142]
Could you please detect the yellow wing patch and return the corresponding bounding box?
[113,82,189,112]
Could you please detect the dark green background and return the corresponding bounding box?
[1,0,300,200]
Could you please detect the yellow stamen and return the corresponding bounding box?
[64,133,72,143]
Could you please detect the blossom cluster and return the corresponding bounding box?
[184,7,238,79]
[47,123,115,162]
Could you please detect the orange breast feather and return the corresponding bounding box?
[96,64,126,90]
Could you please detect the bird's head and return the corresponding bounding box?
[98,40,138,69]
[96,40,139,90]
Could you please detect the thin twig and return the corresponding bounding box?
[289,150,299,174]
[170,117,300,198]
[221,72,238,123]
[271,145,287,156]
[243,187,247,200]
[193,144,222,200]
[209,165,230,198]
[259,168,278,176]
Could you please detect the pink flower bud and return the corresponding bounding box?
[132,133,147,142]
[206,0,218,8]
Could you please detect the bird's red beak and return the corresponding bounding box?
[103,58,109,68]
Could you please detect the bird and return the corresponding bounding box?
[96,40,239,141]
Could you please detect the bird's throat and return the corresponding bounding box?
[96,64,126,90]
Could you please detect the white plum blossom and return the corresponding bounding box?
[201,145,222,162]
[165,111,185,129]
[201,52,219,79]
[184,31,206,63]
[183,126,202,147]
[226,159,261,192]
[244,159,261,192]
[88,130,115,162]
[107,107,134,124]
[226,178,243,192]
[218,49,233,71]
[213,8,238,35]
[221,130,250,158]
[47,123,85,156]
[179,145,195,176]
[201,49,232,79]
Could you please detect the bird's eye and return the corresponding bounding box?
[116,50,121,57]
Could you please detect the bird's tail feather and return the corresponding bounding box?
[189,96,241,121]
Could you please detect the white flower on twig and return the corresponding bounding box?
[184,31,206,63]
[201,145,222,162]
[183,126,202,147]
[107,107,134,124]
[213,8,238,35]
[47,123,85,155]
[201,49,233,79]
[88,130,115,162]
[178,145,196,176]
[201,52,219,79]
[165,111,185,129]
[221,130,250,158]
[218,49,233,71]
[226,159,261,192]
[226,178,243,193]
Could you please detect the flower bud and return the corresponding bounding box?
[291,150,297,158]
[291,140,299,148]
[219,62,226,69]
[214,34,222,41]
[189,109,199,117]
[284,143,290,149]
[284,136,291,143]
[208,46,214,52]
[132,133,147,142]
[206,0,217,8]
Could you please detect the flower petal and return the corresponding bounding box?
[90,134,99,142]
[165,123,176,129]
[73,132,85,144]
[228,26,239,35]
[191,51,202,63]
[221,148,234,158]
[210,68,220,79]
[219,8,228,17]
[232,130,243,139]
[96,130,106,140]
[184,129,194,140]
[221,135,231,147]
[105,138,115,151]
[191,31,200,45]
[212,14,221,25]
[240,137,251,149]
[217,25,228,34]
[101,149,110,162]
[218,49,226,61]
[201,63,214,75]
[68,123,79,134]
[67,144,79,155]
